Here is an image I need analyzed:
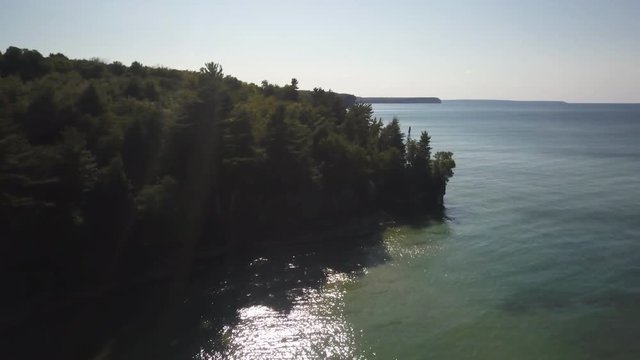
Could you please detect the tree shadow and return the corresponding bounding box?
[387,206,451,230]
[4,210,453,360]
[101,231,391,359]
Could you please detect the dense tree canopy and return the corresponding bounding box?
[0,47,455,304]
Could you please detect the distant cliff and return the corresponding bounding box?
[357,97,442,104]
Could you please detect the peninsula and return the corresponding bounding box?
[0,47,456,316]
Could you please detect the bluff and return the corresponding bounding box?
[0,46,455,311]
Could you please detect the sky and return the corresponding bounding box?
[1,0,639,103]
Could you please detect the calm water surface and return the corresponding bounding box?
[204,102,640,359]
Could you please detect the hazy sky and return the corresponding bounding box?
[1,0,639,102]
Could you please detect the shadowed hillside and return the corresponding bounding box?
[0,47,455,322]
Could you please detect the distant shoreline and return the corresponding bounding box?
[358,98,569,105]
[359,98,639,105]
[357,97,441,104]
[444,99,568,105]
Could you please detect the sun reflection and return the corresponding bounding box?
[199,267,367,360]
[195,226,445,360]
[383,226,445,261]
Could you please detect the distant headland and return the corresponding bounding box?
[356,97,442,104]
[329,97,573,107]
[347,98,571,106]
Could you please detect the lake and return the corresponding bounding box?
[139,101,640,359]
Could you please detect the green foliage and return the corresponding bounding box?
[108,61,127,76]
[77,83,105,116]
[57,127,99,198]
[0,47,454,302]
[78,59,106,79]
[379,117,405,158]
[433,151,456,180]
[135,176,178,221]
[315,132,369,191]
[200,62,223,79]
[122,110,164,189]
[130,61,146,77]
[22,87,61,144]
[263,105,311,184]
[0,47,50,81]
[342,103,373,146]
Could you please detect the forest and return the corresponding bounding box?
[0,47,455,306]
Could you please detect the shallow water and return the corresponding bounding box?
[202,102,640,359]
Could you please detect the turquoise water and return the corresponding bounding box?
[205,102,640,359]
